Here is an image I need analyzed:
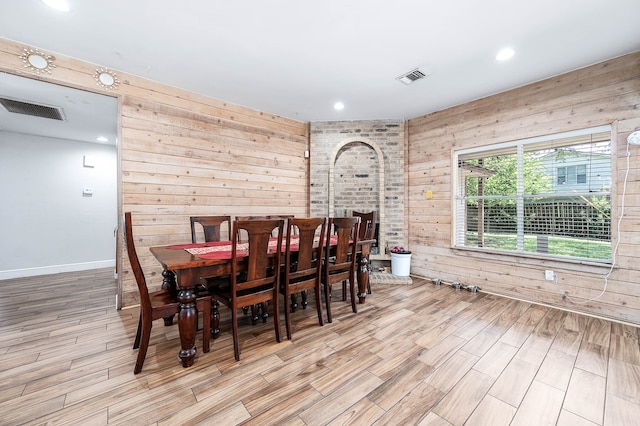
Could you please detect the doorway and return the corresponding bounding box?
[0,72,119,289]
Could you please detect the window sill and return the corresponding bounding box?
[451,246,613,273]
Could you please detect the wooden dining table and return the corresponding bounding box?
[149,237,374,368]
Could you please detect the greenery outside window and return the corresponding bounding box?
[454,125,612,262]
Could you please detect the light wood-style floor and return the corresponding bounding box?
[1,268,639,425]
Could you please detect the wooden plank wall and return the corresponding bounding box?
[0,38,310,306]
[407,52,640,325]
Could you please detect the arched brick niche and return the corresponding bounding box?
[329,137,385,252]
[309,120,407,259]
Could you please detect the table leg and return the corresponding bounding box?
[357,244,371,304]
[177,287,198,368]
[212,299,220,339]
[161,269,176,326]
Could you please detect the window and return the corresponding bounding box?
[576,165,587,184]
[557,167,567,185]
[558,165,587,185]
[454,126,612,262]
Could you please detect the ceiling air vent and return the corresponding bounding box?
[396,68,428,85]
[0,97,65,121]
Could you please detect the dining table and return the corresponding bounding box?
[149,236,375,368]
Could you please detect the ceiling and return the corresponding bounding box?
[0,0,639,131]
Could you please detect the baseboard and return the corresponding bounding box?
[0,260,116,280]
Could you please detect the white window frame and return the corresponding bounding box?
[452,124,612,262]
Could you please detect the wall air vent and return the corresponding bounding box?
[396,68,428,85]
[0,97,65,121]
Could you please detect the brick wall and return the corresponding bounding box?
[310,120,407,258]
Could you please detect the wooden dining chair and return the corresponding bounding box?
[352,210,377,240]
[322,217,360,323]
[235,215,294,239]
[233,215,280,321]
[233,215,295,321]
[124,212,212,374]
[235,215,269,242]
[190,215,231,243]
[281,217,326,340]
[210,218,284,361]
[352,210,376,294]
[191,215,233,296]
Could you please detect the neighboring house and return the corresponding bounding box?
[539,149,611,194]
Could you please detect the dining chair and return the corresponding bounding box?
[191,215,233,297]
[124,212,212,374]
[235,215,298,321]
[322,217,360,323]
[351,210,376,294]
[190,215,231,243]
[234,215,295,322]
[235,215,269,242]
[281,217,326,340]
[210,218,284,361]
[234,215,280,321]
[236,215,294,238]
[352,210,377,241]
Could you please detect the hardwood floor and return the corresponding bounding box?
[1,269,639,425]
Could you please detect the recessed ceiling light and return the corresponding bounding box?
[496,47,515,61]
[42,0,70,12]
[334,102,345,111]
[96,136,109,143]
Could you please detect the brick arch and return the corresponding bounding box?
[329,137,386,253]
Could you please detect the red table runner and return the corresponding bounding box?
[165,235,336,259]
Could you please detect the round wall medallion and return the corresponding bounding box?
[93,67,120,90]
[18,48,56,74]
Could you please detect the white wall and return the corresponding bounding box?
[0,132,117,278]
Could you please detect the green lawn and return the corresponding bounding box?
[466,232,611,261]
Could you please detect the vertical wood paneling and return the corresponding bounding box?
[0,38,309,306]
[408,52,640,325]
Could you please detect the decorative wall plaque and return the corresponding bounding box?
[93,67,120,91]
[18,47,56,74]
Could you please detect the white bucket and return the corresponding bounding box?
[390,253,411,276]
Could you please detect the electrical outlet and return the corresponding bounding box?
[545,270,555,281]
